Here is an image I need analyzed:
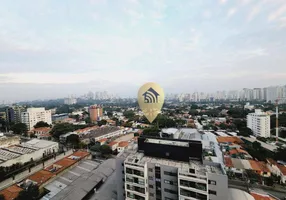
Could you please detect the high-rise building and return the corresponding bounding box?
[64,96,77,105]
[253,88,261,100]
[116,137,228,200]
[266,86,278,103]
[89,105,103,122]
[5,106,25,124]
[21,108,52,130]
[247,109,270,138]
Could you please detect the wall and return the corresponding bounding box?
[207,172,228,200]
[116,157,125,200]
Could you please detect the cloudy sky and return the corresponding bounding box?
[1,0,286,101]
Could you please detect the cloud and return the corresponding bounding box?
[219,0,227,5]
[227,8,237,17]
[268,4,286,21]
[247,4,260,21]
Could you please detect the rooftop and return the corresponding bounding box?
[125,152,224,175]
[118,141,129,147]
[0,185,23,200]
[42,159,115,200]
[217,136,243,144]
[80,126,120,139]
[27,170,54,186]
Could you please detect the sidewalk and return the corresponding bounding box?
[0,150,73,191]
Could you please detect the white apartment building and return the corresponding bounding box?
[21,108,52,130]
[64,97,77,105]
[247,109,270,138]
[116,137,228,200]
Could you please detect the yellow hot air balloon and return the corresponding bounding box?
[138,82,165,123]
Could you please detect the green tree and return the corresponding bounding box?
[90,143,101,152]
[191,104,199,109]
[123,110,135,119]
[50,123,75,138]
[143,127,160,137]
[100,145,112,155]
[252,141,262,150]
[66,134,80,147]
[34,121,50,129]
[237,127,252,137]
[15,184,39,200]
[97,120,107,126]
[107,111,113,118]
[11,123,28,135]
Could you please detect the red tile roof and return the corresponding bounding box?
[224,156,234,167]
[251,192,276,200]
[249,160,270,173]
[266,158,278,166]
[118,141,129,148]
[98,138,107,143]
[27,170,54,186]
[0,185,23,200]
[108,141,118,147]
[71,151,89,159]
[217,136,243,144]
[33,127,51,132]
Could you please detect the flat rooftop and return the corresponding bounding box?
[145,138,189,147]
[41,159,116,200]
[125,152,224,175]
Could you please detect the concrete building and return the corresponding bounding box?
[116,137,228,200]
[0,139,58,167]
[64,97,77,105]
[52,113,69,123]
[21,108,52,130]
[247,109,270,138]
[6,106,25,124]
[89,105,103,122]
[266,86,278,103]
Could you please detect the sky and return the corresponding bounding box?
[1,0,286,102]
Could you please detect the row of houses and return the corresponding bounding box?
[0,150,89,200]
[215,135,286,183]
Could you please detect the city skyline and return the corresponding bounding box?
[1,0,286,101]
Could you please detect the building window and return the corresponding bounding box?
[150,193,154,197]
[164,171,177,177]
[164,188,178,195]
[208,180,216,185]
[149,168,153,172]
[149,176,154,180]
[209,190,217,195]
[149,184,154,188]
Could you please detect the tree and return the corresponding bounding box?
[107,111,113,118]
[90,143,101,152]
[15,184,39,200]
[100,145,112,155]
[123,110,135,119]
[11,123,28,135]
[143,127,160,137]
[97,120,107,126]
[237,127,252,137]
[34,121,50,129]
[50,123,75,138]
[252,141,262,150]
[66,134,80,147]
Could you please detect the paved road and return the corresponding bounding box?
[90,169,117,200]
[0,150,73,191]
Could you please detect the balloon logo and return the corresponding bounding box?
[138,82,165,123]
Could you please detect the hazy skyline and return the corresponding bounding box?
[1,0,286,101]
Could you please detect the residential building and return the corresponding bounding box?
[64,97,77,105]
[5,106,25,124]
[116,137,228,200]
[21,108,52,130]
[89,105,103,122]
[247,109,270,138]
[266,86,278,103]
[52,113,69,123]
